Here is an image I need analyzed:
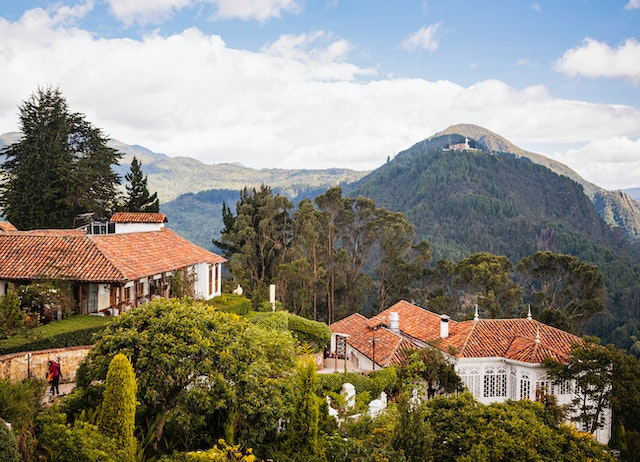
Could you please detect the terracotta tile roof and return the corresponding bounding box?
[110,212,167,223]
[0,222,18,232]
[331,300,582,366]
[0,228,225,283]
[331,312,413,367]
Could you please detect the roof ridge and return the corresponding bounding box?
[457,318,479,355]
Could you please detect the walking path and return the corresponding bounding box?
[41,382,76,407]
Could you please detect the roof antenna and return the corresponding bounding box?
[527,304,532,320]
[474,304,479,321]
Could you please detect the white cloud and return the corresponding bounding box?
[529,3,541,12]
[401,23,442,52]
[555,37,640,83]
[212,0,301,21]
[557,137,640,190]
[106,0,192,25]
[1,6,639,190]
[105,0,300,25]
[625,0,640,10]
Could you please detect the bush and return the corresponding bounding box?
[0,292,24,340]
[0,378,43,460]
[286,314,331,352]
[0,315,110,355]
[0,417,20,462]
[205,294,251,315]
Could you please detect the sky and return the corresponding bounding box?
[1,1,639,190]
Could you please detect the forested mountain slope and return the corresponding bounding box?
[346,128,640,333]
[430,124,640,241]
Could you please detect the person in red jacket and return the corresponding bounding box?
[47,358,62,395]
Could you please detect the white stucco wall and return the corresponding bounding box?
[114,222,164,234]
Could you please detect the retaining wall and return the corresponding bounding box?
[0,346,92,383]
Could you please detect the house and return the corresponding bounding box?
[329,300,611,444]
[0,214,225,315]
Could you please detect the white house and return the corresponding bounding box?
[0,213,225,315]
[329,300,612,444]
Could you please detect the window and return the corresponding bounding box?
[509,369,517,399]
[484,368,507,398]
[461,368,481,398]
[556,380,573,395]
[520,373,531,400]
[535,380,552,400]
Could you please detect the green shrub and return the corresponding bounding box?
[286,314,331,352]
[36,406,126,462]
[248,311,289,331]
[0,292,24,340]
[0,315,110,354]
[98,354,137,462]
[0,417,20,462]
[206,294,251,315]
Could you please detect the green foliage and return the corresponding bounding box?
[0,291,24,339]
[0,378,44,460]
[0,417,20,462]
[317,368,398,399]
[544,337,615,435]
[391,392,435,462]
[0,315,110,355]
[286,314,331,352]
[122,156,159,213]
[158,439,256,461]
[205,294,251,315]
[425,392,614,462]
[287,357,320,457]
[0,86,122,230]
[97,354,137,462]
[81,298,297,457]
[398,348,463,399]
[36,406,126,462]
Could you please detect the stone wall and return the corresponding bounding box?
[0,346,92,383]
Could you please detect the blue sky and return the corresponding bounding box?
[1,0,639,189]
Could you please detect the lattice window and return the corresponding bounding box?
[509,369,517,399]
[461,368,481,398]
[520,373,531,400]
[556,380,573,395]
[483,368,507,398]
[535,380,553,400]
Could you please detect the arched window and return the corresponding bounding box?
[484,367,507,398]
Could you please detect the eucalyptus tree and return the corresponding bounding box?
[214,185,294,303]
[517,251,605,331]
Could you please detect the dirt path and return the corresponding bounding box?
[41,382,76,407]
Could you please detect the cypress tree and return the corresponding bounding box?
[0,86,122,230]
[288,356,320,457]
[98,353,137,461]
[122,156,159,213]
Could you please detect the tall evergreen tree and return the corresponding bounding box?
[0,86,122,230]
[122,156,159,213]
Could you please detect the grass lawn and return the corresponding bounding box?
[0,315,112,354]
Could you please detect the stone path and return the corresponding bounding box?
[41,382,76,407]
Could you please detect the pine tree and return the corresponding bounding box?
[0,86,122,230]
[122,156,159,213]
[98,353,137,462]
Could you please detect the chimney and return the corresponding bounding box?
[440,314,450,338]
[389,312,400,333]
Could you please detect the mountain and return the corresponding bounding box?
[428,124,640,241]
[106,139,369,204]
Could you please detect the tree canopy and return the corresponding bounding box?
[0,86,122,230]
[122,156,159,213]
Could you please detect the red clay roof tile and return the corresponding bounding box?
[0,228,225,283]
